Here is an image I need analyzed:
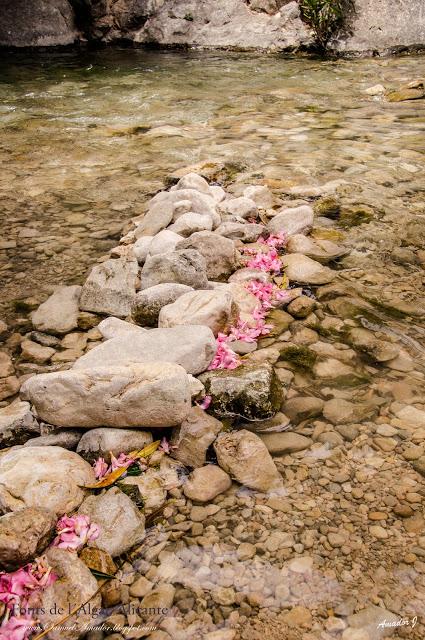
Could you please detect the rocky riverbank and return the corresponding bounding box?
[1,0,425,56]
[0,169,424,639]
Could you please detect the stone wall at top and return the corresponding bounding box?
[0,0,424,56]
[331,0,425,55]
[0,0,78,48]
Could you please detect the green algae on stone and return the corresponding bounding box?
[199,363,282,421]
[278,345,317,371]
[314,195,341,219]
[339,204,375,228]
[266,309,295,337]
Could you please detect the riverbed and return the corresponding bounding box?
[0,49,424,320]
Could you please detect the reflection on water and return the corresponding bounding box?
[0,48,424,318]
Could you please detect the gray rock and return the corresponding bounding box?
[23,431,81,450]
[72,325,216,375]
[134,200,174,237]
[267,205,314,237]
[159,289,237,336]
[169,212,213,236]
[40,548,101,640]
[259,432,313,454]
[171,406,223,468]
[0,0,78,47]
[141,249,209,290]
[183,465,232,502]
[0,400,39,447]
[134,0,311,51]
[132,283,193,326]
[175,172,213,194]
[281,254,336,285]
[98,316,148,339]
[31,285,81,335]
[77,427,153,463]
[0,446,94,516]
[21,363,191,429]
[244,185,273,208]
[214,430,283,492]
[220,196,258,219]
[199,363,283,421]
[78,487,145,557]
[80,258,139,318]
[0,507,56,571]
[133,235,154,263]
[215,221,265,242]
[177,231,237,280]
[331,0,425,55]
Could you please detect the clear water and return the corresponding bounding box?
[0,48,424,318]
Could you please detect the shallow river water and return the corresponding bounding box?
[0,48,425,640]
[0,49,424,318]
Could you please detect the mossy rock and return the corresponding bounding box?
[266,309,295,337]
[199,363,283,421]
[339,204,375,228]
[278,345,317,371]
[311,228,346,242]
[314,195,341,219]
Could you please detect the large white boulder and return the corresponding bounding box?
[20,363,191,428]
[132,283,193,326]
[72,325,216,374]
[0,446,95,516]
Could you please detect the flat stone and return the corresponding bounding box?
[72,324,216,375]
[183,465,232,502]
[20,339,55,364]
[80,258,138,318]
[78,487,145,557]
[215,221,265,242]
[283,396,324,423]
[31,285,81,335]
[21,362,191,428]
[97,316,148,339]
[77,427,153,463]
[286,234,348,263]
[214,429,282,492]
[260,432,313,454]
[23,430,81,450]
[281,253,336,285]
